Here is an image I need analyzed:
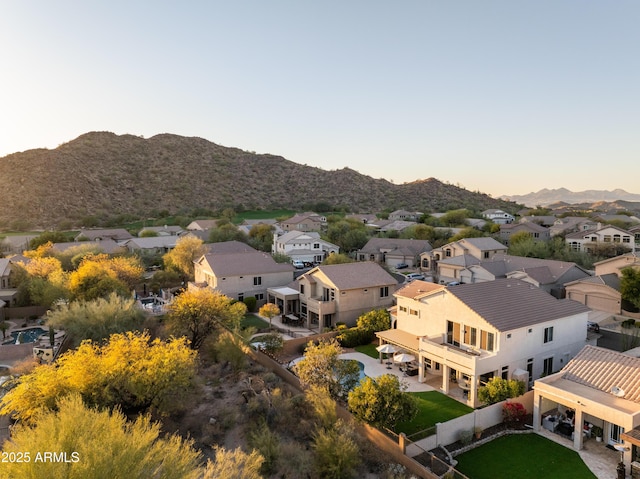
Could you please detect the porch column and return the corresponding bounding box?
[418,354,424,383]
[573,408,584,450]
[532,392,542,432]
[441,364,450,394]
[468,375,477,407]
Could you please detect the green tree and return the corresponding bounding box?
[508,230,534,246]
[620,266,640,310]
[312,419,360,479]
[440,209,470,227]
[46,292,145,346]
[0,331,197,423]
[29,231,70,249]
[294,338,359,399]
[347,374,418,430]
[448,227,485,242]
[477,377,525,405]
[163,236,206,280]
[167,288,247,349]
[248,223,275,252]
[322,253,354,265]
[1,394,203,479]
[209,223,248,243]
[356,309,390,334]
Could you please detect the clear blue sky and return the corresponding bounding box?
[1,1,638,197]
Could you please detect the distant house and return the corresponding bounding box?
[388,210,423,222]
[425,237,507,277]
[357,238,432,269]
[297,262,398,328]
[272,230,339,264]
[186,219,219,231]
[481,209,515,224]
[500,222,551,244]
[518,215,557,227]
[549,217,597,237]
[123,236,178,255]
[345,213,378,224]
[366,219,417,234]
[237,219,283,236]
[377,278,592,407]
[565,225,634,253]
[193,243,294,305]
[280,212,326,233]
[565,253,640,314]
[0,234,38,254]
[138,225,184,236]
[75,228,133,244]
[534,345,640,466]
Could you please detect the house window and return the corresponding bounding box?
[238,293,244,302]
[445,249,452,257]
[603,235,611,242]
[447,321,461,346]
[480,331,494,351]
[613,234,621,243]
[399,305,407,312]
[506,333,512,339]
[300,284,305,294]
[528,328,532,334]
[409,309,419,317]
[313,243,320,249]
[501,366,509,380]
[380,286,389,298]
[527,358,533,383]
[464,325,477,346]
[544,326,554,343]
[484,252,490,259]
[543,357,553,376]
[255,293,264,300]
[254,276,262,286]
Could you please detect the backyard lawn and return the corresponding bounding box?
[455,434,596,479]
[355,343,379,359]
[395,391,473,437]
[240,314,270,330]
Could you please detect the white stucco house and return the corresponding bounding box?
[377,278,594,407]
[272,230,339,264]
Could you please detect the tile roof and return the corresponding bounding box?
[437,254,481,268]
[446,278,590,331]
[276,230,321,243]
[203,251,294,276]
[359,238,432,255]
[395,280,445,299]
[307,262,398,290]
[566,273,621,291]
[560,345,640,404]
[205,241,257,254]
[477,254,588,284]
[75,228,133,241]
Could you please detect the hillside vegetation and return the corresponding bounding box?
[0,132,517,229]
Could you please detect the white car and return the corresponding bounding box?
[292,260,305,269]
[406,273,426,282]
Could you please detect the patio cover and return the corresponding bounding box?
[267,286,300,299]
[376,329,420,354]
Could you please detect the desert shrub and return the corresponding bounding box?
[459,429,473,445]
[243,296,257,312]
[248,421,280,474]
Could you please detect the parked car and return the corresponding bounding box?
[395,263,409,269]
[292,260,305,269]
[406,273,426,282]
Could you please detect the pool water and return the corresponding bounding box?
[6,327,47,345]
[339,359,367,391]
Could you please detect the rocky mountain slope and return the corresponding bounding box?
[0,132,518,229]
[502,188,640,207]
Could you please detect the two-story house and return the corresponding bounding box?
[357,238,432,269]
[272,230,339,264]
[565,225,635,253]
[377,278,592,407]
[482,209,515,224]
[193,243,294,306]
[280,212,326,232]
[0,258,18,308]
[424,237,507,280]
[297,262,398,328]
[74,228,133,244]
[388,210,423,222]
[138,225,184,236]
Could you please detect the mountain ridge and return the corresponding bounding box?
[501,188,640,207]
[0,131,518,229]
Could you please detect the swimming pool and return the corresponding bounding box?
[339,359,367,390]
[4,327,48,345]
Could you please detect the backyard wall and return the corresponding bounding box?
[280,330,339,358]
[3,306,48,320]
[435,390,534,447]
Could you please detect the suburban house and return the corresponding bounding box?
[138,225,184,236]
[74,228,133,244]
[296,262,398,328]
[0,235,37,255]
[549,217,598,237]
[388,210,423,222]
[193,243,294,305]
[345,213,378,224]
[0,258,18,307]
[357,238,432,269]
[366,219,416,234]
[519,215,557,227]
[565,225,635,253]
[481,209,515,224]
[376,278,593,407]
[123,236,178,255]
[452,254,591,295]
[533,345,640,468]
[280,212,326,232]
[237,219,283,237]
[424,237,507,279]
[272,230,339,264]
[186,219,219,231]
[499,221,551,244]
[565,253,640,315]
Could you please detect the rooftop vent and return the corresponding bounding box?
[611,386,625,398]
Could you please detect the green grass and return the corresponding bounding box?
[355,343,379,359]
[455,434,596,479]
[233,209,295,222]
[395,391,473,436]
[240,314,270,330]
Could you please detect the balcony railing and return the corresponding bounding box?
[306,297,336,315]
[419,336,483,370]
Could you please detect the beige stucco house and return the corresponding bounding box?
[297,262,398,328]
[500,221,551,243]
[424,237,508,281]
[565,225,635,253]
[533,345,640,470]
[357,238,432,269]
[280,212,326,232]
[377,278,593,407]
[193,243,294,306]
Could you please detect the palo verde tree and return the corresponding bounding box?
[258,302,280,330]
[356,309,391,334]
[167,287,247,349]
[163,236,206,280]
[0,331,197,423]
[1,394,203,479]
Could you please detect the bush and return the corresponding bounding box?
[477,377,525,405]
[502,402,526,423]
[459,429,473,445]
[336,327,374,348]
[243,296,257,312]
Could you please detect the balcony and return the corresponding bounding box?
[419,336,483,371]
[306,297,336,315]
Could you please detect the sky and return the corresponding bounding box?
[1,1,639,198]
